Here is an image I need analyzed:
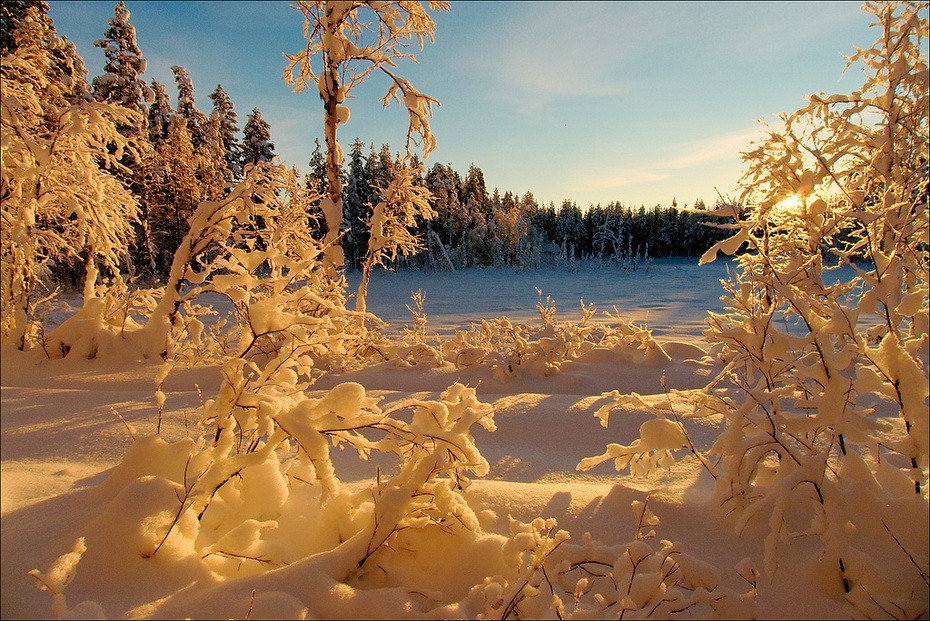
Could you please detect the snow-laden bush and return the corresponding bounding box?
[32,361,756,619]
[469,500,754,620]
[581,3,929,616]
[384,290,672,380]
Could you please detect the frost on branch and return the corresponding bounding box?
[469,506,754,620]
[356,158,436,313]
[37,161,383,368]
[135,161,377,366]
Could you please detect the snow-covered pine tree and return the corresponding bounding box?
[208,84,243,181]
[424,162,464,262]
[516,191,543,269]
[171,65,208,148]
[146,80,172,146]
[491,190,526,267]
[144,115,200,272]
[284,0,449,275]
[92,1,152,135]
[370,143,396,190]
[241,107,275,167]
[555,201,585,264]
[342,138,374,270]
[91,2,157,278]
[461,164,491,266]
[1,0,46,56]
[195,113,229,202]
[133,79,174,277]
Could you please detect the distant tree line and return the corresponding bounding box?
[321,141,736,271]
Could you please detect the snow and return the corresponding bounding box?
[2,260,927,619]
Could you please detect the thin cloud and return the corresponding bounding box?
[476,3,649,106]
[571,126,760,192]
[662,126,764,169]
[573,170,669,191]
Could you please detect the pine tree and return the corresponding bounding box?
[92,1,153,131]
[424,163,464,253]
[208,84,242,180]
[367,143,395,193]
[555,200,585,260]
[343,138,374,270]
[1,0,48,56]
[147,80,173,146]
[144,115,200,272]
[241,107,275,167]
[304,138,329,241]
[171,65,207,147]
[4,1,89,106]
[461,165,490,265]
[196,114,229,201]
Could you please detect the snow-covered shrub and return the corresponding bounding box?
[433,295,671,380]
[31,365,503,617]
[1,8,142,350]
[582,3,929,616]
[469,500,754,620]
[33,355,757,619]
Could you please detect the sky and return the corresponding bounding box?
[46,1,879,210]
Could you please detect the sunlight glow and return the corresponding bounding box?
[772,194,805,218]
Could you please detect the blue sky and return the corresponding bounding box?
[47,1,877,209]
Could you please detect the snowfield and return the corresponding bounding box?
[2,260,925,619]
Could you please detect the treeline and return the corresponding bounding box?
[323,142,735,271]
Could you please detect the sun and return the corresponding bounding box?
[772,194,805,218]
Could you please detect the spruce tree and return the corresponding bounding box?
[424,163,464,253]
[1,0,48,56]
[196,114,229,201]
[92,1,152,129]
[147,80,172,146]
[555,200,585,260]
[208,84,243,181]
[343,138,374,270]
[461,165,490,265]
[144,115,200,272]
[171,65,207,147]
[241,108,275,167]
[304,138,329,241]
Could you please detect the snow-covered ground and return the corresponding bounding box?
[1,259,925,619]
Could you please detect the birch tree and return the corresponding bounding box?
[284,0,448,275]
